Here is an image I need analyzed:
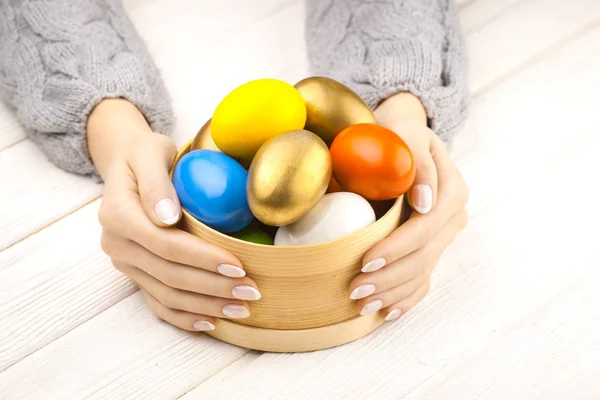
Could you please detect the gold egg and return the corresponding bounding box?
[247,130,331,226]
[294,76,376,144]
[190,118,251,169]
[191,118,221,152]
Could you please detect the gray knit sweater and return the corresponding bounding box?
[0,0,469,177]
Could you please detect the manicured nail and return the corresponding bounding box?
[385,309,402,321]
[360,300,383,315]
[222,304,250,318]
[154,198,180,225]
[412,184,433,214]
[232,285,262,301]
[217,264,246,278]
[193,321,215,331]
[361,258,386,273]
[350,284,376,300]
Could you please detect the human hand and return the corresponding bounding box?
[87,99,261,332]
[348,93,469,321]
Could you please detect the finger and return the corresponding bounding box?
[350,209,468,298]
[123,263,251,319]
[106,235,261,300]
[406,132,437,214]
[354,275,427,316]
[130,134,182,227]
[362,139,468,269]
[140,287,216,332]
[381,280,431,322]
[99,193,245,277]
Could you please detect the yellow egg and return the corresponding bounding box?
[247,130,331,226]
[211,79,307,161]
[294,76,376,144]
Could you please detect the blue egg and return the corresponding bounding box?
[173,150,253,233]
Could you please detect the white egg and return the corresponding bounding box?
[274,192,376,246]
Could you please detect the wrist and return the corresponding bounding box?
[87,98,153,179]
[374,92,428,128]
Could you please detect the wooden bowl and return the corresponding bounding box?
[172,140,403,352]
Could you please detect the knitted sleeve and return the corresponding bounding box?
[0,0,175,176]
[304,0,470,142]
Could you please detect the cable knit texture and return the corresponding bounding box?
[305,0,470,143]
[0,0,174,176]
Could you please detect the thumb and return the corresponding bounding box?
[131,134,182,227]
[408,134,438,215]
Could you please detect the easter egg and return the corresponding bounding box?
[211,78,307,161]
[191,118,221,153]
[274,192,376,246]
[173,150,253,233]
[294,76,376,144]
[231,227,274,245]
[330,123,416,200]
[247,130,331,226]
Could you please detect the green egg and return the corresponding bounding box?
[231,227,274,245]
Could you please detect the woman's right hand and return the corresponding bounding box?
[87,99,261,332]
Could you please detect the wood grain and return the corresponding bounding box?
[0,140,103,251]
[464,0,600,93]
[0,293,247,400]
[0,201,136,372]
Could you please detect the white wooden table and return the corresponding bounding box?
[2,1,600,398]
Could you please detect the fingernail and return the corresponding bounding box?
[232,285,262,301]
[412,184,433,214]
[360,300,383,315]
[385,309,402,321]
[217,264,246,278]
[154,198,180,225]
[193,321,215,331]
[350,284,376,300]
[361,258,386,273]
[222,304,250,318]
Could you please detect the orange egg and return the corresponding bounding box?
[330,123,415,200]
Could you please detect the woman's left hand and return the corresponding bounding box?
[348,93,469,321]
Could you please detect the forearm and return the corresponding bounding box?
[0,0,175,177]
[304,0,470,142]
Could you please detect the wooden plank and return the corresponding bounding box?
[0,140,103,251]
[459,0,527,33]
[402,265,600,399]
[0,293,247,399]
[452,23,600,215]
[0,201,137,372]
[466,0,600,93]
